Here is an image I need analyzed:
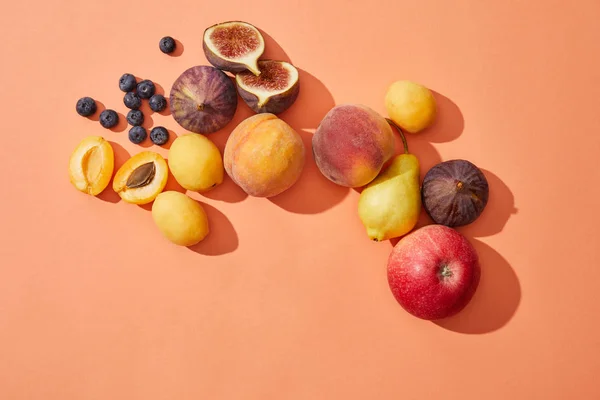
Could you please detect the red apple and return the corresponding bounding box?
[387,224,480,320]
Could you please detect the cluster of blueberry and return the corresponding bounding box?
[75,36,179,146]
[119,73,169,145]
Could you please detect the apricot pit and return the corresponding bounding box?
[113,151,168,204]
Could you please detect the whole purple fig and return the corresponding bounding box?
[169,65,238,134]
[421,159,489,227]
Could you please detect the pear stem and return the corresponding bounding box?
[385,118,409,154]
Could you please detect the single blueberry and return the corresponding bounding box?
[99,109,119,128]
[75,97,97,117]
[137,80,156,99]
[123,92,142,109]
[128,126,147,144]
[159,36,176,54]
[127,109,144,126]
[149,94,167,112]
[119,73,137,92]
[150,126,169,145]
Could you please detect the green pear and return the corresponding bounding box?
[358,119,421,241]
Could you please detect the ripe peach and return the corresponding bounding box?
[224,113,305,197]
[312,104,395,188]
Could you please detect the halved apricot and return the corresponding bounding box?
[113,151,168,204]
[69,136,115,196]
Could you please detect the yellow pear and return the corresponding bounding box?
[358,120,421,241]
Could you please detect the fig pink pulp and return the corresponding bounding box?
[387,225,481,320]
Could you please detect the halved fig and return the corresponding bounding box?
[170,65,238,134]
[203,21,265,76]
[236,60,300,114]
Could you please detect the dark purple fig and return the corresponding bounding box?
[236,60,300,114]
[169,65,238,134]
[422,159,489,227]
[203,21,265,76]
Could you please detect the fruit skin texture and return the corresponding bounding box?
[422,159,489,227]
[312,104,395,188]
[202,21,265,76]
[170,65,238,134]
[126,109,144,126]
[150,126,169,145]
[152,191,209,246]
[113,151,168,204]
[149,94,167,112]
[168,133,224,192]
[358,153,421,241]
[68,136,114,196]
[387,224,481,320]
[123,92,142,110]
[99,109,119,128]
[119,73,137,92]
[385,80,437,134]
[76,97,97,116]
[137,80,156,99]
[235,60,300,114]
[128,126,147,144]
[159,36,176,54]
[224,113,305,197]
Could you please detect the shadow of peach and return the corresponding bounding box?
[458,169,517,238]
[97,141,130,203]
[188,202,238,256]
[433,238,521,334]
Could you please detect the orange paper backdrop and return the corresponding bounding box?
[2,0,600,398]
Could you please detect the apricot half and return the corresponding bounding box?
[112,151,168,204]
[69,136,115,196]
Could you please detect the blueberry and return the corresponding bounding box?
[99,109,119,128]
[123,92,141,109]
[119,73,137,92]
[128,126,147,144]
[159,36,176,54]
[75,97,97,117]
[137,80,156,99]
[150,126,169,145]
[149,94,167,112]
[127,109,144,126]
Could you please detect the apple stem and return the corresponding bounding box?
[439,264,453,279]
[196,103,205,111]
[385,118,409,154]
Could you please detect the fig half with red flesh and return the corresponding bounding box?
[169,65,238,134]
[236,60,300,114]
[203,21,265,76]
[421,159,489,227]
